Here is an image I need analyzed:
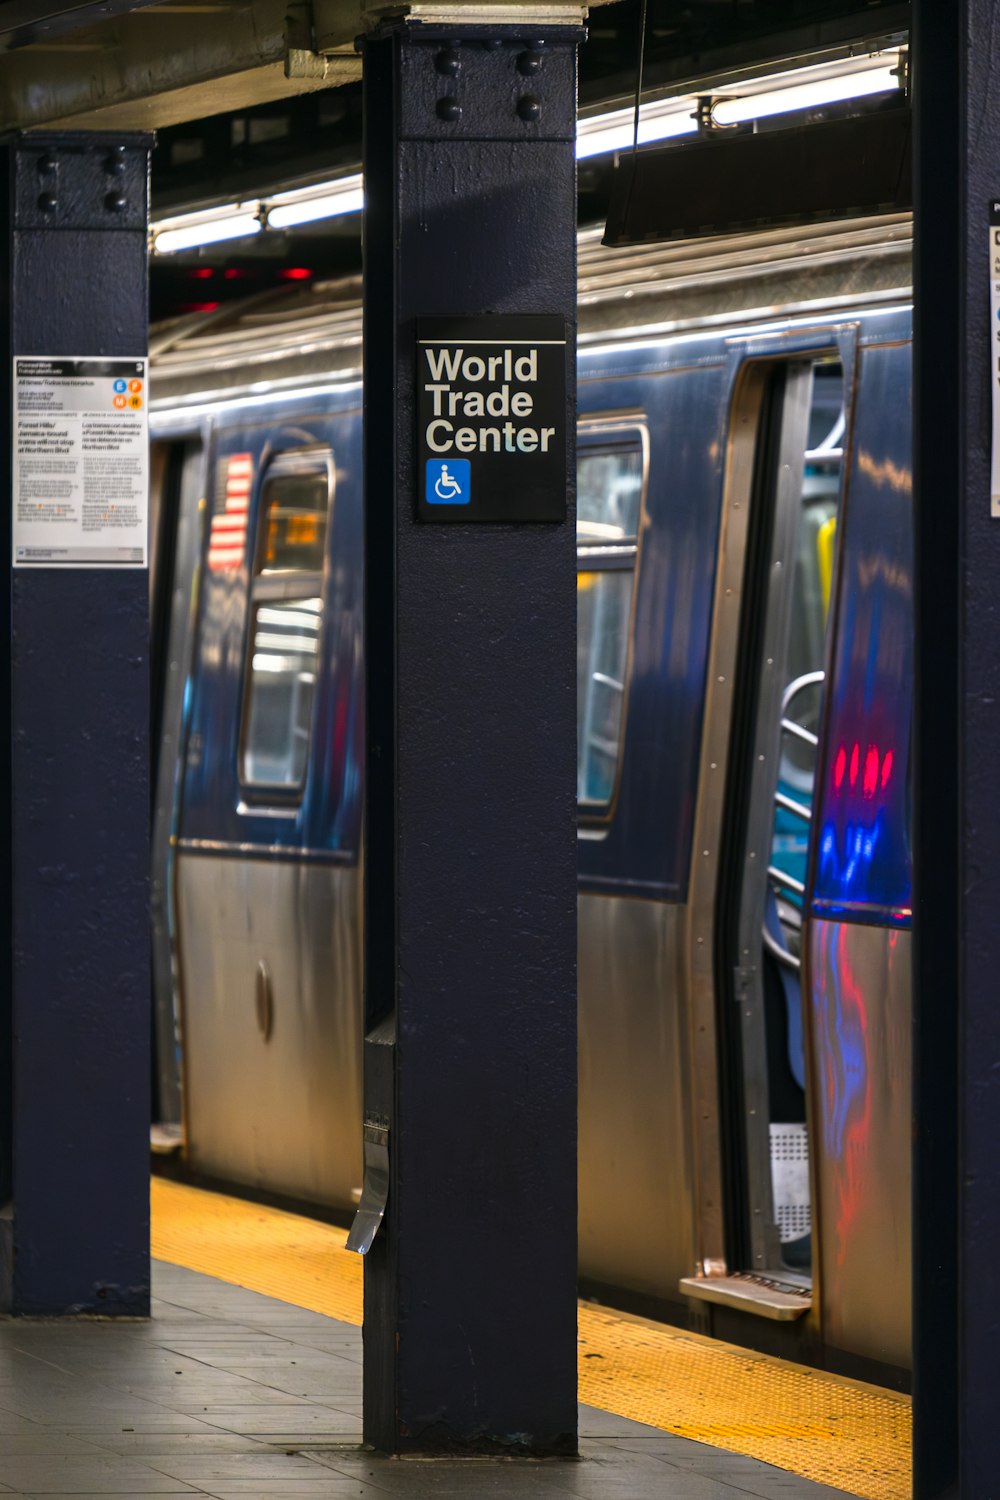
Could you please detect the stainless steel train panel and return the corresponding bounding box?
[177,851,363,1209]
[808,918,911,1370]
[578,892,693,1301]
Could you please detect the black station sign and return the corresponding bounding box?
[416,315,567,522]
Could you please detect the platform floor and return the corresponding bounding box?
[0,1260,862,1500]
[150,1179,910,1500]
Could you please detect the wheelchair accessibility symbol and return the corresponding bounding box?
[426,459,470,505]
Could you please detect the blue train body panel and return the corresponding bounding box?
[176,308,913,934]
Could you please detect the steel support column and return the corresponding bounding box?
[912,2,1000,1493]
[360,18,581,1454]
[0,133,151,1315]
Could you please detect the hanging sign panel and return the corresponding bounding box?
[991,203,1000,518]
[416,316,567,522]
[12,356,148,567]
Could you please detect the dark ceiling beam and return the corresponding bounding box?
[0,0,147,51]
[0,0,610,130]
[0,0,363,130]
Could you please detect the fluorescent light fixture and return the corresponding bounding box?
[576,102,697,160]
[151,175,364,254]
[576,51,903,162]
[713,60,900,127]
[153,208,261,255]
[149,52,903,251]
[265,175,365,230]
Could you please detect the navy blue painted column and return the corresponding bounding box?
[912,3,1000,1493]
[0,134,151,1316]
[360,19,581,1454]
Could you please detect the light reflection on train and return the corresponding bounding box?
[148,216,914,1385]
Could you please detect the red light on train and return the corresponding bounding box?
[279,267,314,281]
[189,267,214,279]
[832,741,895,798]
[834,745,847,792]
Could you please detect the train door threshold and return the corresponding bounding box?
[679,1269,811,1320]
[150,1122,183,1155]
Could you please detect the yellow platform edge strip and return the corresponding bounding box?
[151,1177,911,1500]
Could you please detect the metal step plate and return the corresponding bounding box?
[679,1270,812,1321]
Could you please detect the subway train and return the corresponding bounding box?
[148,212,913,1385]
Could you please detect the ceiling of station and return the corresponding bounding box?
[0,0,908,318]
[0,0,907,134]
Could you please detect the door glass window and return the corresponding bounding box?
[577,438,644,811]
[243,598,323,788]
[769,365,844,911]
[257,470,329,573]
[240,453,332,797]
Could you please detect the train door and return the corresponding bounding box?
[684,351,848,1313]
[149,434,206,1138]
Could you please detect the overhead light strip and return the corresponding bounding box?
[150,51,903,254]
[711,60,900,127]
[576,51,903,158]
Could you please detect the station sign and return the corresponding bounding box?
[416,316,567,522]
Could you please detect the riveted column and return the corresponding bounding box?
[912,1,1000,1493]
[0,133,151,1315]
[360,17,582,1454]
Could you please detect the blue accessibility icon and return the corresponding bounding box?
[113,378,128,392]
[426,458,470,505]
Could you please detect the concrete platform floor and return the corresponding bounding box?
[0,1262,856,1500]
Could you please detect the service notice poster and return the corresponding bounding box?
[13,356,148,567]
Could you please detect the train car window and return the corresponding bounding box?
[577,435,645,810]
[257,469,329,573]
[243,597,323,787]
[769,366,845,913]
[240,452,333,797]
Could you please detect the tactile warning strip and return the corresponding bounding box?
[151,1177,910,1499]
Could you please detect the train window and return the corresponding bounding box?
[242,598,323,787]
[578,449,642,543]
[577,436,645,810]
[240,452,333,797]
[257,468,329,573]
[769,364,845,910]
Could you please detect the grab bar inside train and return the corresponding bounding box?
[763,670,826,972]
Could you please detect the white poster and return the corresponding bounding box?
[13,356,148,567]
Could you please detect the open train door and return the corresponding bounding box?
[682,336,857,1326]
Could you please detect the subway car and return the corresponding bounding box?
[149,212,913,1384]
